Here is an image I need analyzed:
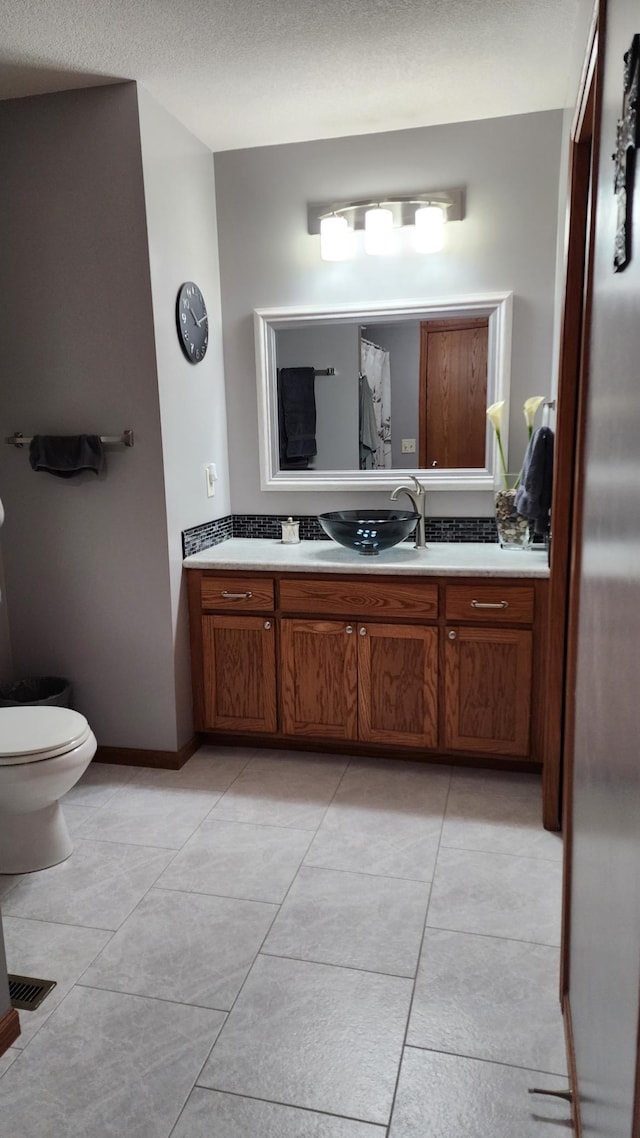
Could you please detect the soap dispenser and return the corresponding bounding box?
[281,516,300,544]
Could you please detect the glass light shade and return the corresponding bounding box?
[364,207,395,255]
[414,205,445,253]
[320,215,354,261]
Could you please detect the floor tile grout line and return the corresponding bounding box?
[403,1042,570,1080]
[423,922,561,949]
[170,1082,388,1136]
[257,948,418,982]
[383,764,454,1132]
[73,980,234,1016]
[0,911,121,933]
[438,840,563,865]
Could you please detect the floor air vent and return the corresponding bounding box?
[8,974,57,1011]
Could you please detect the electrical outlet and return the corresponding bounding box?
[401,438,416,453]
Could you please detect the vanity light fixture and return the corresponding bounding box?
[319,214,354,261]
[364,206,395,255]
[414,204,446,253]
[309,189,464,261]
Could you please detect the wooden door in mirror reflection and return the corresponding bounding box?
[419,317,488,469]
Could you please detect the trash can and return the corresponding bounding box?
[0,677,71,708]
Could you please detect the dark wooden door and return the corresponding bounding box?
[202,614,277,733]
[419,317,488,469]
[443,625,532,756]
[280,619,358,739]
[358,623,438,748]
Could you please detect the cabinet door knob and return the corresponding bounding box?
[359,627,367,636]
[263,621,272,630]
[448,629,457,640]
[345,625,353,634]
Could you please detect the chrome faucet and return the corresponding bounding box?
[390,475,428,550]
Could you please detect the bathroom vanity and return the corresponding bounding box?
[185,541,549,771]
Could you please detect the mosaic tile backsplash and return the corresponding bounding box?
[182,513,499,557]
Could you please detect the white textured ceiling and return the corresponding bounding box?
[0,0,592,152]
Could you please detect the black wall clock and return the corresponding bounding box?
[176,281,209,363]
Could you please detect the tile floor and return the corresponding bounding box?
[0,746,571,1136]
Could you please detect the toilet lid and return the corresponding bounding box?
[0,706,92,763]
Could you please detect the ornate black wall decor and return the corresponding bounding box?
[613,34,639,271]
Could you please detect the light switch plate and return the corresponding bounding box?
[401,438,416,453]
[205,464,217,497]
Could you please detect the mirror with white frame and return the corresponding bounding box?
[254,292,512,491]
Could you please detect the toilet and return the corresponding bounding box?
[0,705,97,874]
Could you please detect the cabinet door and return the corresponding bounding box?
[358,623,438,749]
[202,615,277,733]
[444,626,532,756]
[281,619,358,740]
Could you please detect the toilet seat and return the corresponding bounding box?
[0,706,92,764]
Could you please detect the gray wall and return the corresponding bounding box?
[276,325,359,469]
[365,322,420,469]
[0,83,198,751]
[0,550,12,683]
[215,110,563,517]
[568,0,640,1131]
[137,86,230,748]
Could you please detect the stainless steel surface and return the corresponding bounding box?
[390,475,428,549]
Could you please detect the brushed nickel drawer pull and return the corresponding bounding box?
[471,599,509,610]
[221,591,253,600]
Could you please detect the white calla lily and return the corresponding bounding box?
[523,396,545,431]
[486,401,505,431]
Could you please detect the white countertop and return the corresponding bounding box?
[183,539,549,578]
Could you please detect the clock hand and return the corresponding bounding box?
[189,307,200,327]
[195,313,208,327]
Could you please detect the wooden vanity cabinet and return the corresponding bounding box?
[442,584,536,757]
[281,619,358,740]
[280,618,438,748]
[188,572,277,734]
[279,577,439,749]
[187,568,547,769]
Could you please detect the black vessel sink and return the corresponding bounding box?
[318,509,418,556]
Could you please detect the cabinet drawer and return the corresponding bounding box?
[201,576,275,612]
[279,578,438,619]
[445,584,534,624]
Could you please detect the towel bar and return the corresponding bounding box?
[5,430,134,449]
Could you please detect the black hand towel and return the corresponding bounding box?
[29,435,105,478]
[514,426,554,536]
[278,367,317,463]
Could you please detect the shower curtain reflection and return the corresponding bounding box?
[360,338,392,469]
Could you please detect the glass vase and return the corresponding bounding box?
[494,475,533,551]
